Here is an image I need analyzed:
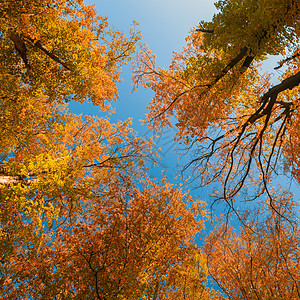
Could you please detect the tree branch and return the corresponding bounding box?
[24,36,72,71]
[9,32,31,69]
[274,52,300,70]
[196,23,214,33]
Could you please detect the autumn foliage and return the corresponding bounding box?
[1,0,300,298]
[204,193,300,299]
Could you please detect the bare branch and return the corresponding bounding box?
[274,52,300,70]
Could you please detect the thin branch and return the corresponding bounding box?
[196,23,214,33]
[274,52,300,70]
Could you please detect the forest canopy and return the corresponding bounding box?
[0,0,300,299]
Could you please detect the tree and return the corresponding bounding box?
[133,0,300,209]
[1,171,210,299]
[0,0,214,298]
[204,192,300,299]
[0,0,140,159]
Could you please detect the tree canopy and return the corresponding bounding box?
[1,0,300,298]
[204,195,300,299]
